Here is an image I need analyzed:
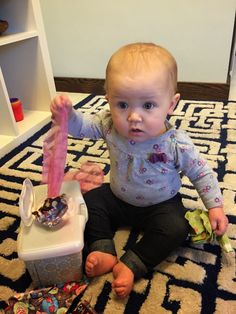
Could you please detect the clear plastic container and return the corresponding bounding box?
[17,180,87,287]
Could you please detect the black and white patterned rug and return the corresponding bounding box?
[0,94,236,313]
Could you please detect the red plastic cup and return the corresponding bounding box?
[10,98,24,122]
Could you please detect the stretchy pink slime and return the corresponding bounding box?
[42,107,68,198]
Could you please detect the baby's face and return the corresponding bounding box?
[106,69,179,142]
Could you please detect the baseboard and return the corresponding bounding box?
[54,77,229,101]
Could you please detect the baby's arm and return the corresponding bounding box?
[174,131,229,236]
[208,206,228,236]
[50,94,73,117]
[51,94,107,140]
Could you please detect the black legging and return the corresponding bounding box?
[84,183,189,275]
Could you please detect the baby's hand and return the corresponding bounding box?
[208,207,228,236]
[50,94,72,117]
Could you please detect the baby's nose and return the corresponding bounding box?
[128,111,142,122]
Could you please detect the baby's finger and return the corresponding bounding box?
[60,94,72,107]
[214,218,228,236]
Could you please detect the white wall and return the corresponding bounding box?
[229,26,236,100]
[40,0,235,83]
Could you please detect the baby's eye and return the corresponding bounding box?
[143,102,155,110]
[118,102,128,109]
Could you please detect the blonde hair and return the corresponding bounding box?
[105,42,178,94]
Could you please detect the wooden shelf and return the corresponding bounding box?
[0,113,51,158]
[0,31,38,46]
[0,0,56,159]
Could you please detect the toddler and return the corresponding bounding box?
[51,43,228,298]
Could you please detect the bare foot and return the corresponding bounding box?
[85,251,117,277]
[112,261,134,298]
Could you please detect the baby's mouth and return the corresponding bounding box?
[130,128,143,133]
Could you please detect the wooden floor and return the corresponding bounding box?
[54,77,229,101]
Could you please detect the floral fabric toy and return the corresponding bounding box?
[185,209,233,253]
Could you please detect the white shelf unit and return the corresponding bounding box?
[0,0,56,158]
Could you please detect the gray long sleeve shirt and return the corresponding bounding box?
[68,108,223,209]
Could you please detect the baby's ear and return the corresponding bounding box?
[168,93,180,114]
